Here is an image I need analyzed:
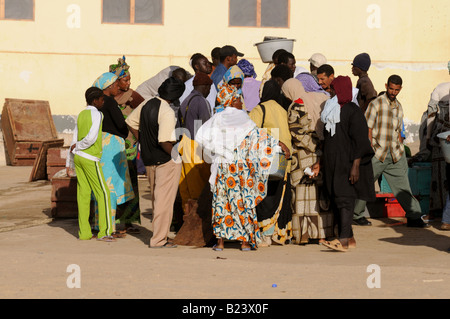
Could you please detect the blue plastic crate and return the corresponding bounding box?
[380,162,431,195]
[379,163,431,214]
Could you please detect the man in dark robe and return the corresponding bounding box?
[314,76,375,251]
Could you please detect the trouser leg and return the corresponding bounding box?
[75,156,112,239]
[383,153,422,219]
[147,160,182,247]
[335,197,354,239]
[354,155,386,219]
[74,156,93,240]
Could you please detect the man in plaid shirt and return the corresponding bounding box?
[354,75,429,228]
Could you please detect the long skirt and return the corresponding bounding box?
[290,149,334,244]
[211,128,278,249]
[115,158,141,225]
[178,135,211,212]
[291,182,334,244]
[94,133,135,232]
[256,173,293,245]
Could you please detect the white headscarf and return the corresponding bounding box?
[320,96,341,137]
[195,106,256,187]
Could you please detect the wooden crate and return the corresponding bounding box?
[51,175,97,219]
[51,201,79,219]
[46,147,69,180]
[47,147,69,167]
[51,176,78,218]
[47,166,66,180]
[1,98,59,166]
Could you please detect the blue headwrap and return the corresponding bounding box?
[223,65,245,85]
[92,72,118,90]
[237,59,257,78]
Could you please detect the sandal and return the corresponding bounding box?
[112,232,126,238]
[125,226,140,234]
[213,238,224,251]
[321,239,348,252]
[97,236,116,242]
[240,241,252,251]
[150,242,177,248]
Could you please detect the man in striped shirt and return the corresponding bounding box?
[353,75,429,228]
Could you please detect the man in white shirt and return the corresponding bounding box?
[126,77,185,248]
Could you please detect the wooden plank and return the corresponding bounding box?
[29,139,65,181]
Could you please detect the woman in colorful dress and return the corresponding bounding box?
[214,65,245,113]
[195,85,290,251]
[92,72,135,237]
[281,77,332,245]
[109,57,145,233]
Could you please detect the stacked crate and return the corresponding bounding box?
[47,147,69,180]
[50,174,78,218]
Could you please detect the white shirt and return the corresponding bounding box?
[66,105,103,168]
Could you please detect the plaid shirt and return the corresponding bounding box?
[365,93,404,163]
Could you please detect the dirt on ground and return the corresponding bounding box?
[0,166,449,303]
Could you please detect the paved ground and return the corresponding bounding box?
[0,165,449,303]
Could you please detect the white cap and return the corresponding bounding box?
[308,53,327,68]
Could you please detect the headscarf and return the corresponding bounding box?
[321,98,340,137]
[109,56,130,79]
[237,59,257,78]
[135,65,180,100]
[260,79,282,104]
[158,76,185,102]
[216,82,241,112]
[320,76,353,137]
[282,78,328,138]
[195,106,256,188]
[215,66,244,113]
[331,76,353,107]
[222,65,245,86]
[92,72,118,90]
[295,72,326,94]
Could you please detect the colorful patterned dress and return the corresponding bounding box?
[211,127,278,248]
[94,132,135,232]
[114,89,144,226]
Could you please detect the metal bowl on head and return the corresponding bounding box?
[254,38,296,63]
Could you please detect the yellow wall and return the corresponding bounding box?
[0,0,449,125]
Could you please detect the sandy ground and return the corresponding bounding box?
[0,165,449,303]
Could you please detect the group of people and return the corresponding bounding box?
[66,45,449,252]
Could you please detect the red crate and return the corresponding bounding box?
[376,193,406,218]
